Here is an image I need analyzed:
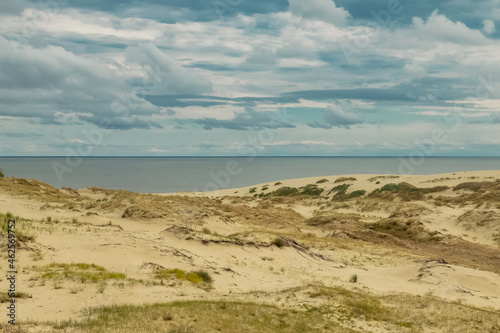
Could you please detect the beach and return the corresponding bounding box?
[1,170,500,332]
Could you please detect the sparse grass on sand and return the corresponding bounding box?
[35,263,126,284]
[7,287,500,332]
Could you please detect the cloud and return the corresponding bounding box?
[126,43,212,95]
[190,107,295,130]
[288,0,350,26]
[411,10,486,44]
[483,19,496,34]
[308,103,363,129]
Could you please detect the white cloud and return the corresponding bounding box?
[288,0,350,26]
[411,10,486,45]
[483,19,496,34]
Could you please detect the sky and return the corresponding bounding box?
[1,0,500,156]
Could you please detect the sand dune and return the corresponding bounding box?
[1,170,499,332]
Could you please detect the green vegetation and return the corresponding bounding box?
[273,237,286,248]
[35,263,126,284]
[349,274,358,283]
[249,187,257,193]
[299,184,324,196]
[270,184,323,197]
[0,212,35,243]
[154,268,213,285]
[316,178,329,184]
[327,184,350,196]
[367,175,400,182]
[0,168,4,178]
[45,300,358,333]
[366,218,443,243]
[192,270,213,283]
[7,288,500,333]
[0,291,31,303]
[274,182,282,186]
[272,186,299,196]
[453,181,500,192]
[349,190,366,198]
[334,177,356,183]
[370,182,449,201]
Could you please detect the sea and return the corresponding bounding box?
[1,157,499,193]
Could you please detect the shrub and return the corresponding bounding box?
[249,187,257,193]
[349,190,366,198]
[271,184,325,196]
[273,237,286,248]
[327,184,350,196]
[316,178,329,184]
[192,270,213,283]
[371,182,449,201]
[454,182,485,192]
[274,182,282,186]
[335,177,357,183]
[0,168,4,178]
[299,184,324,196]
[349,274,358,283]
[271,187,299,196]
[155,268,213,285]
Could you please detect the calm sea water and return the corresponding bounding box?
[0,157,499,193]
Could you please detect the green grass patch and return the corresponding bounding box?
[35,263,126,284]
[154,268,213,285]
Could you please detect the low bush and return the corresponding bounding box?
[155,268,213,285]
[349,190,366,198]
[273,237,286,248]
[327,184,350,196]
[335,177,357,183]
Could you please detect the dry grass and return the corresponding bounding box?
[31,300,359,333]
[10,287,500,332]
[0,177,78,203]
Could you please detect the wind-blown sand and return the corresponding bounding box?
[1,170,499,332]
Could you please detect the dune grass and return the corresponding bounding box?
[154,268,213,285]
[0,212,36,243]
[7,286,500,333]
[35,263,126,284]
